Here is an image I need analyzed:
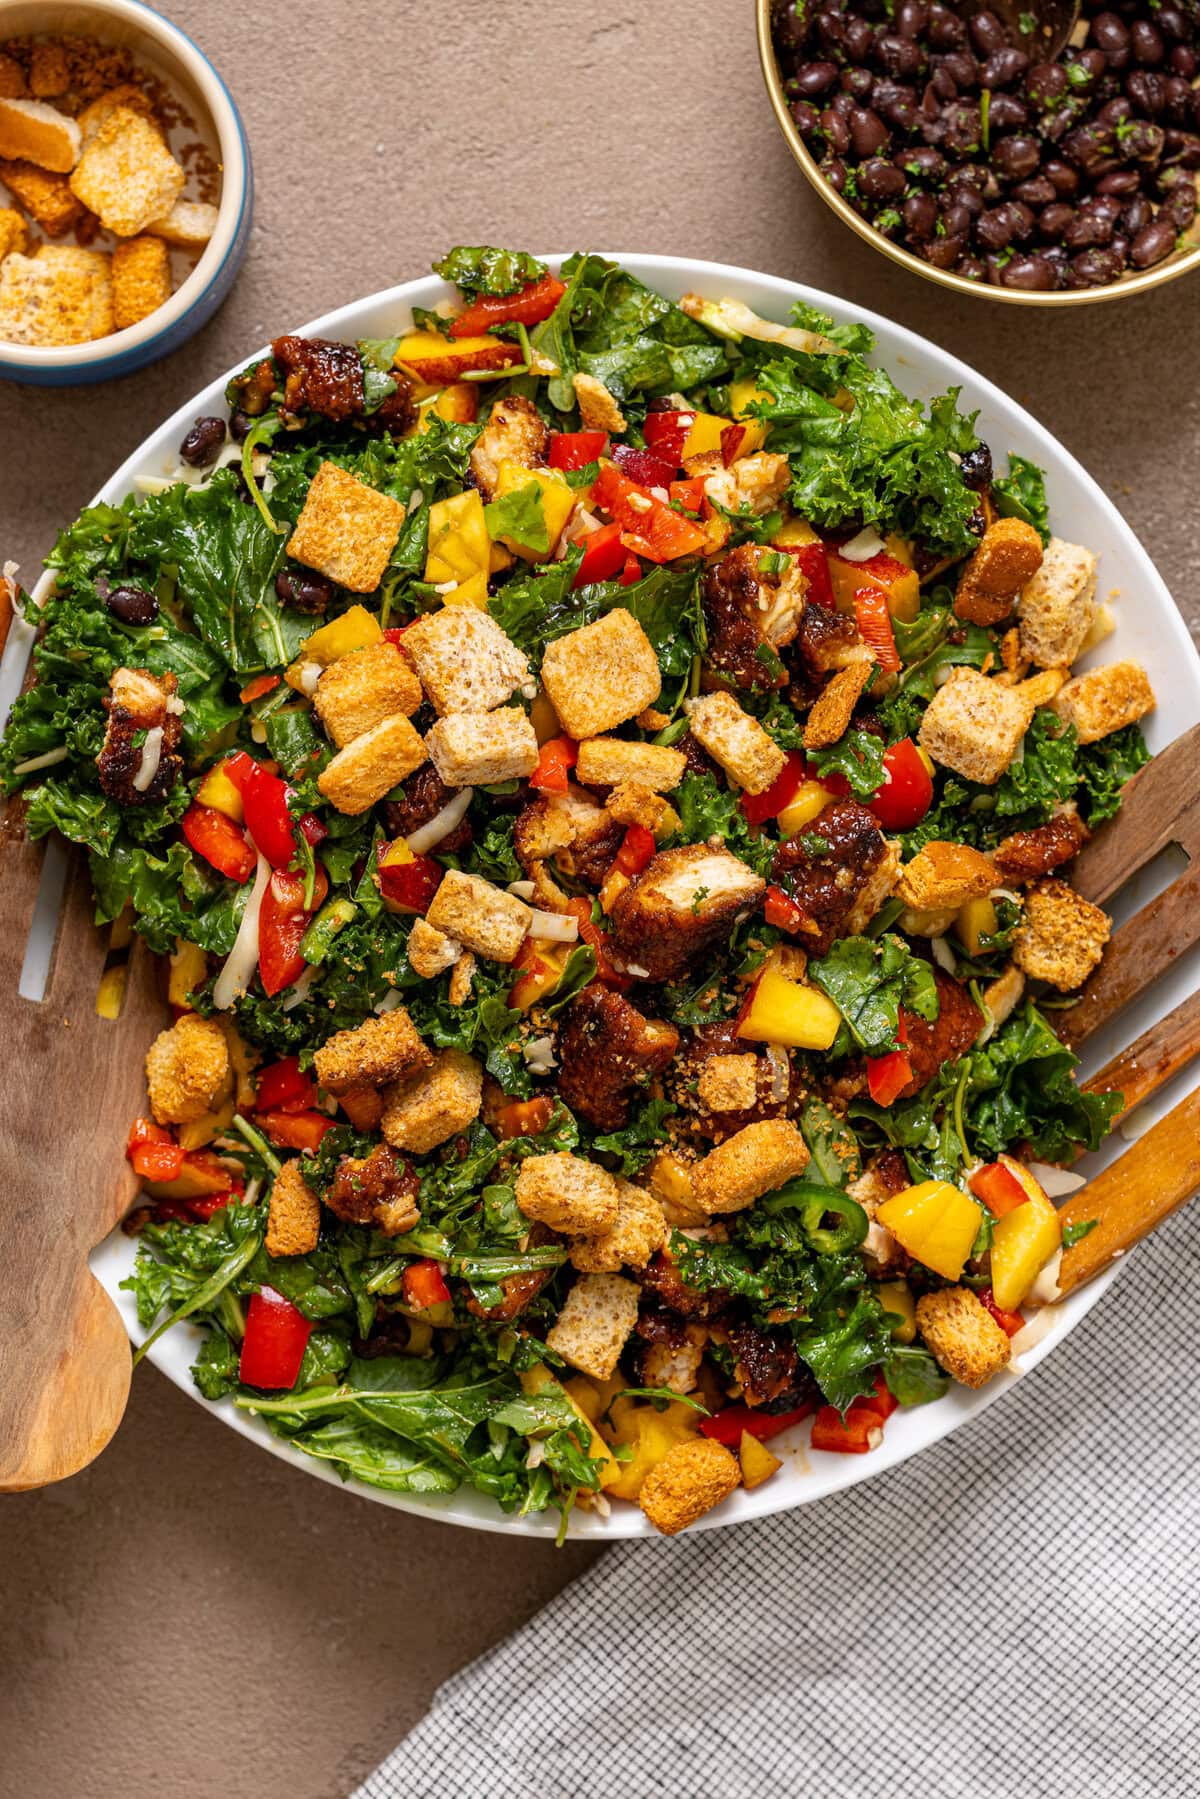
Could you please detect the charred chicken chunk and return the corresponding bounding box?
[555,984,679,1131]
[271,333,416,434]
[325,1144,421,1237]
[97,666,183,806]
[723,1319,820,1412]
[770,800,893,956]
[468,393,547,501]
[992,810,1088,884]
[383,763,474,857]
[897,969,984,1097]
[702,541,806,691]
[609,845,766,983]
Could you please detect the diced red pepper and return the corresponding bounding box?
[376,851,444,915]
[298,812,328,847]
[979,1287,1026,1337]
[593,462,707,565]
[612,443,678,490]
[564,900,631,991]
[255,1056,318,1114]
[868,737,934,832]
[126,1117,185,1183]
[573,520,627,589]
[700,1401,815,1446]
[224,750,299,869]
[618,554,642,586]
[548,429,608,471]
[188,1192,239,1222]
[740,750,807,826]
[763,885,807,933]
[492,1095,555,1140]
[258,865,329,997]
[529,735,578,795]
[181,803,256,884]
[382,624,414,644]
[778,540,836,611]
[668,476,708,515]
[854,587,902,674]
[256,1108,337,1152]
[866,1047,913,1108]
[720,422,747,466]
[969,1161,1030,1219]
[239,673,281,704]
[402,1259,452,1310]
[811,1372,896,1453]
[643,409,696,466]
[449,272,566,338]
[128,1116,171,1151]
[614,823,656,877]
[239,1287,313,1390]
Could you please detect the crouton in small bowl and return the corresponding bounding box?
[0,0,251,383]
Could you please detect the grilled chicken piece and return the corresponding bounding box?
[722,1319,820,1412]
[326,1144,421,1236]
[702,542,806,691]
[468,393,547,501]
[897,969,984,1097]
[272,333,416,434]
[769,800,894,956]
[97,666,183,806]
[555,984,679,1131]
[992,809,1088,884]
[609,845,766,983]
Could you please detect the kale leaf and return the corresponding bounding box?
[992,453,1050,545]
[433,246,548,296]
[809,933,939,1057]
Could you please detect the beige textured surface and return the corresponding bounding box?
[0,4,1198,1796]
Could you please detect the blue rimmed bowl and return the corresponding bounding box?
[0,0,252,385]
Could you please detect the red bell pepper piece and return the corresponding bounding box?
[778,540,836,610]
[382,624,414,644]
[188,1191,240,1222]
[548,429,608,471]
[593,463,707,565]
[238,673,281,704]
[258,865,329,997]
[402,1259,452,1310]
[614,823,656,877]
[763,885,807,933]
[573,520,627,588]
[224,751,300,869]
[811,1372,896,1453]
[449,272,566,338]
[239,1287,313,1390]
[668,476,708,516]
[181,803,257,884]
[619,554,643,586]
[700,1401,815,1446]
[866,1047,913,1107]
[969,1161,1030,1219]
[564,900,631,991]
[869,738,934,832]
[853,587,902,674]
[643,409,696,466]
[256,1108,337,1152]
[530,735,578,794]
[376,851,444,915]
[298,811,328,847]
[126,1117,186,1183]
[720,422,747,466]
[255,1056,318,1115]
[612,443,677,490]
[979,1287,1026,1337]
[740,750,807,826]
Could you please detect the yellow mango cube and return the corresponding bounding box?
[600,1394,701,1501]
[876,1180,983,1281]
[297,604,382,668]
[441,570,489,609]
[648,1149,696,1209]
[488,462,576,562]
[778,780,835,838]
[108,906,134,952]
[990,1182,1061,1312]
[177,1096,236,1152]
[425,489,489,587]
[773,516,821,550]
[195,762,244,823]
[530,689,562,745]
[521,1364,622,1490]
[168,938,207,1010]
[738,1430,782,1490]
[877,1279,917,1344]
[682,411,733,459]
[94,964,126,1020]
[415,381,478,432]
[956,896,999,958]
[738,967,842,1051]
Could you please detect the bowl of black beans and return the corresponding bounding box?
[760,0,1200,299]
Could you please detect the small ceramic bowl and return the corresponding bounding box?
[0,0,252,384]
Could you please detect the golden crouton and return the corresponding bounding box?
[686,690,786,795]
[916,1286,1012,1388]
[316,713,427,815]
[575,736,686,793]
[639,1437,741,1536]
[545,1271,641,1380]
[702,451,790,517]
[697,1053,759,1115]
[982,963,1025,1030]
[0,252,94,344]
[802,659,873,752]
[425,869,532,964]
[28,44,69,99]
[541,608,662,740]
[1017,667,1067,709]
[145,198,218,247]
[145,1014,231,1126]
[339,1083,385,1132]
[468,393,547,500]
[0,96,80,172]
[76,84,157,144]
[918,668,1034,786]
[425,706,539,787]
[1051,660,1155,745]
[569,1179,667,1273]
[402,605,532,716]
[380,1048,483,1154]
[690,1119,810,1216]
[0,204,26,259]
[1013,879,1110,992]
[110,234,170,328]
[448,948,475,1005]
[0,159,86,234]
[287,461,407,594]
[33,244,112,334]
[1017,536,1098,670]
[572,371,626,434]
[406,916,460,979]
[605,782,680,838]
[312,1007,432,1095]
[69,107,184,235]
[313,642,422,747]
[265,1160,321,1258]
[516,1152,620,1235]
[896,841,997,912]
[953,517,1044,626]
[0,53,25,99]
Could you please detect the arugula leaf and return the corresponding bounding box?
[793,1290,890,1413]
[810,934,940,1056]
[992,453,1050,545]
[884,1344,950,1406]
[668,771,777,879]
[433,246,548,296]
[798,1097,862,1190]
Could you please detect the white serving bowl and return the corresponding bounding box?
[0,0,252,385]
[8,256,1198,1535]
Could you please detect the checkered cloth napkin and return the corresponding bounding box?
[356,1206,1198,1799]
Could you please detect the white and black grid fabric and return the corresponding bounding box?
[356,1207,1199,1799]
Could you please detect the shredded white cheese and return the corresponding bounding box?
[528,909,579,943]
[12,745,70,776]
[281,967,316,1011]
[407,787,474,854]
[297,662,322,698]
[132,725,164,793]
[839,527,885,562]
[374,990,405,1014]
[930,935,956,973]
[212,853,271,1010]
[1028,1163,1086,1198]
[507,880,537,901]
[523,1035,557,1074]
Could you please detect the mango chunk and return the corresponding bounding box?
[599,1393,701,1502]
[956,896,998,958]
[876,1180,983,1282]
[877,1278,916,1344]
[488,462,575,563]
[990,1169,1061,1311]
[778,780,836,838]
[168,938,207,1010]
[738,1430,782,1490]
[425,489,489,587]
[738,967,842,1051]
[195,762,244,822]
[520,1364,622,1490]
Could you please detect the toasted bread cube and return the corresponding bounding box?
[29,44,69,99]
[287,461,406,593]
[897,841,997,912]
[110,234,169,328]
[406,916,460,979]
[690,1119,810,1216]
[916,1286,1011,1388]
[339,1083,384,1132]
[0,252,94,344]
[0,97,80,172]
[0,54,25,99]
[604,782,680,838]
[312,1007,431,1095]
[76,84,157,144]
[380,1047,483,1154]
[266,1160,321,1258]
[145,198,218,247]
[426,705,539,788]
[425,868,531,963]
[1051,660,1154,745]
[402,605,532,716]
[0,204,26,261]
[573,371,626,434]
[982,963,1025,1030]
[686,690,786,795]
[69,106,183,234]
[954,517,1045,626]
[145,1014,231,1126]
[541,609,662,739]
[448,948,475,1005]
[468,393,547,500]
[33,243,112,334]
[575,736,686,793]
[802,659,873,751]
[1017,667,1067,709]
[313,642,422,747]
[1013,878,1110,992]
[639,1437,741,1536]
[545,1272,641,1380]
[316,713,426,815]
[569,1179,667,1273]
[1017,537,1098,670]
[517,1152,620,1235]
[697,1053,759,1115]
[0,158,85,234]
[918,668,1034,786]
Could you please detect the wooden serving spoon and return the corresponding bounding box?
[959,0,1080,59]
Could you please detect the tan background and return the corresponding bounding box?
[1,4,1197,1796]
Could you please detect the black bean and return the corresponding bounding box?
[1130,217,1178,265]
[1121,194,1153,233]
[919,113,949,146]
[903,192,940,238]
[178,416,226,468]
[927,5,966,50]
[1098,96,1132,127]
[976,204,1018,249]
[992,134,1041,180]
[1090,12,1129,54]
[968,9,1006,55]
[830,91,856,120]
[874,80,918,129]
[960,443,992,488]
[850,107,891,156]
[1075,48,1108,82]
[1126,69,1166,115]
[1157,8,1188,43]
[843,16,876,60]
[822,156,849,194]
[1025,62,1067,106]
[938,49,978,87]
[941,199,974,236]
[1163,76,1193,124]
[930,66,958,101]
[1044,158,1080,195]
[1125,121,1165,165]
[106,585,159,626]
[842,66,876,100]
[820,107,852,154]
[924,232,967,268]
[1062,123,1114,173]
[982,47,1029,89]
[943,100,983,153]
[1131,21,1165,67]
[275,568,334,613]
[876,31,923,79]
[859,156,908,199]
[1096,168,1141,195]
[1161,179,1197,229]
[1167,130,1200,167]
[790,99,822,137]
[230,408,255,444]
[1038,202,1076,239]
[897,144,946,181]
[1012,174,1057,207]
[947,179,984,217]
[896,0,929,40]
[959,255,988,280]
[1002,253,1058,289]
[793,61,840,97]
[988,94,1030,132]
[814,9,845,52]
[1109,232,1131,262]
[1168,47,1196,79]
[1070,246,1127,283]
[1064,207,1114,248]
